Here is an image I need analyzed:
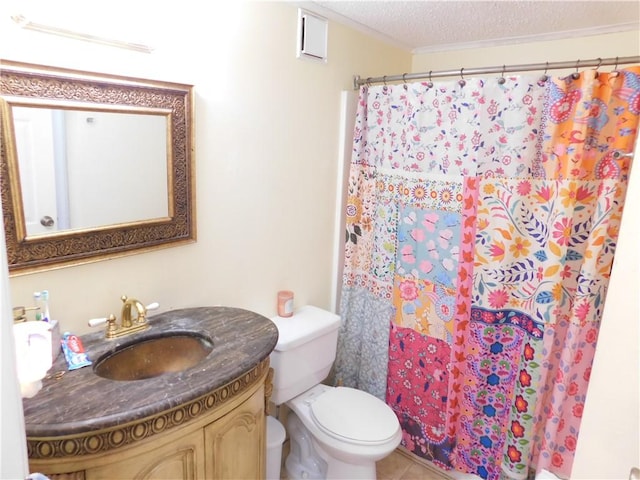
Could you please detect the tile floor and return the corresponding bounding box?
[376,448,451,480]
[279,442,451,479]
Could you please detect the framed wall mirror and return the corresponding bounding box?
[0,60,196,275]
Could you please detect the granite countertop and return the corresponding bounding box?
[22,306,278,438]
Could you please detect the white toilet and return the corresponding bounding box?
[270,305,401,480]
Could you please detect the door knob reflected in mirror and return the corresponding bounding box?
[40,216,54,227]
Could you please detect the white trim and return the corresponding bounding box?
[412,22,640,54]
[330,91,357,315]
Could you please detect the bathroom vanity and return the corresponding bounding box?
[22,307,278,480]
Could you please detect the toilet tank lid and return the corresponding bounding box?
[270,305,340,352]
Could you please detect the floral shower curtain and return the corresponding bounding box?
[334,67,640,479]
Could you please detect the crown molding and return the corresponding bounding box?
[412,22,640,55]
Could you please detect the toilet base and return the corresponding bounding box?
[285,412,327,479]
[285,411,380,480]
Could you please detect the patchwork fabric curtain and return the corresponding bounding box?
[334,67,640,479]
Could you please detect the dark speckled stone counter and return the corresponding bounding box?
[23,306,278,440]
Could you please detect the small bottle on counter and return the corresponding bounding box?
[41,290,51,323]
[33,290,51,322]
[33,292,43,321]
[277,291,294,317]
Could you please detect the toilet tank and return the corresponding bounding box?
[269,305,340,405]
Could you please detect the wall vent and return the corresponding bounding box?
[297,9,327,63]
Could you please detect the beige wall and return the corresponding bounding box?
[413,30,640,77]
[413,31,640,480]
[1,1,410,335]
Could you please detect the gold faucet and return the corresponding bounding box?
[120,295,147,329]
[105,295,149,339]
[88,295,159,339]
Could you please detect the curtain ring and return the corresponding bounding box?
[366,77,372,87]
[458,67,466,87]
[539,61,549,84]
[498,64,506,84]
[402,73,408,90]
[593,57,602,78]
[572,59,581,80]
[383,75,388,86]
[611,56,620,78]
[426,70,433,88]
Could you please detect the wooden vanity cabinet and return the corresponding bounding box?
[31,362,268,480]
[204,379,265,479]
[84,428,205,480]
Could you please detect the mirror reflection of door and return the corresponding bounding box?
[11,106,169,237]
[12,107,63,235]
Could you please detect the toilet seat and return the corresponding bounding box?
[309,387,399,445]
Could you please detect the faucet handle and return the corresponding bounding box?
[146,302,160,311]
[88,317,109,327]
[105,314,118,337]
[88,314,118,339]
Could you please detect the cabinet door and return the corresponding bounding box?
[85,429,205,480]
[204,385,265,480]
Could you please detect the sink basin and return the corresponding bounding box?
[94,332,213,381]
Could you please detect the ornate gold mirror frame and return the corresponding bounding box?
[0,60,196,275]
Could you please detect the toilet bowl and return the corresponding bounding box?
[269,306,401,480]
[286,384,402,479]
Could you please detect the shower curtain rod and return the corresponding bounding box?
[353,55,640,89]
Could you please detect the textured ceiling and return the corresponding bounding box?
[305,1,640,53]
